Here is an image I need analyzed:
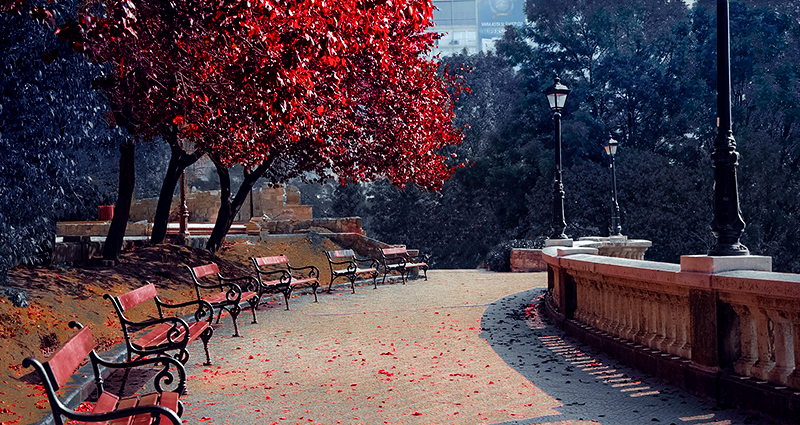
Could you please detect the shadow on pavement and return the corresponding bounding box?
[480,288,769,425]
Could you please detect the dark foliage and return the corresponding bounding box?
[312,1,800,271]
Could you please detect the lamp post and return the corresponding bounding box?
[604,138,622,237]
[709,0,748,256]
[544,76,571,240]
[177,141,191,245]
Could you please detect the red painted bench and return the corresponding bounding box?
[324,249,379,293]
[188,263,260,337]
[105,282,214,365]
[250,255,320,309]
[379,246,429,285]
[23,321,185,425]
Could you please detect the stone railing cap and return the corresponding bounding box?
[680,255,772,274]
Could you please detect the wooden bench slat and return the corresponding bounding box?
[132,393,160,425]
[131,323,174,350]
[291,277,317,286]
[255,255,290,266]
[186,321,211,342]
[46,326,95,389]
[117,283,159,312]
[192,263,220,279]
[106,395,139,425]
[84,392,121,425]
[159,392,181,416]
[355,268,377,274]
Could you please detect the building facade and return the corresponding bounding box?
[430,0,526,56]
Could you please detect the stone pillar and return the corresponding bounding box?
[689,289,718,368]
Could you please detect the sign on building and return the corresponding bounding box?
[477,0,525,38]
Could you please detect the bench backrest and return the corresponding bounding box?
[116,282,158,312]
[253,255,290,267]
[44,326,95,390]
[381,247,408,257]
[192,263,220,279]
[326,249,355,260]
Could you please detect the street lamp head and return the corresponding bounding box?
[544,76,570,112]
[605,138,619,156]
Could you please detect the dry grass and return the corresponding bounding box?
[0,234,342,425]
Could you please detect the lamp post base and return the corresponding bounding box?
[708,242,749,257]
[545,238,574,247]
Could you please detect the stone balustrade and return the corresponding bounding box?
[543,247,800,392]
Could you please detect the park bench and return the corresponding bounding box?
[250,255,320,309]
[23,321,185,425]
[379,246,429,285]
[324,249,379,293]
[105,282,214,366]
[187,263,260,337]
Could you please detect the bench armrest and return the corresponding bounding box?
[356,258,379,269]
[89,350,187,394]
[193,280,245,304]
[255,269,291,286]
[155,298,215,323]
[287,264,320,280]
[408,252,430,263]
[219,274,258,292]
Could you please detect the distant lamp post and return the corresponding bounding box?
[709,0,748,256]
[604,138,622,237]
[544,76,571,239]
[177,141,191,245]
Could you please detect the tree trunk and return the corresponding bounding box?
[205,158,273,252]
[150,136,204,244]
[103,139,136,261]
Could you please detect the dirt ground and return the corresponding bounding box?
[0,234,342,425]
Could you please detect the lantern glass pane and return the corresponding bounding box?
[556,93,567,109]
[547,93,557,110]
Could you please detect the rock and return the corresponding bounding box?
[2,286,29,308]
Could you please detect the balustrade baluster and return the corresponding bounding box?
[766,310,793,385]
[732,304,758,377]
[786,312,800,390]
[750,308,776,381]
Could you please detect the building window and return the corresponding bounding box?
[433,0,476,26]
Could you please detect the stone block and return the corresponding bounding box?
[680,255,772,274]
[509,249,547,272]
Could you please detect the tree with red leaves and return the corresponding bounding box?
[72,0,463,255]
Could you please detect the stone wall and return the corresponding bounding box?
[128,184,312,223]
[510,249,547,272]
[259,217,364,236]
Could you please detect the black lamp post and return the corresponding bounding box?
[604,138,622,236]
[544,76,571,240]
[709,0,748,256]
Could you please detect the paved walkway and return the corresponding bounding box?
[171,270,768,424]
